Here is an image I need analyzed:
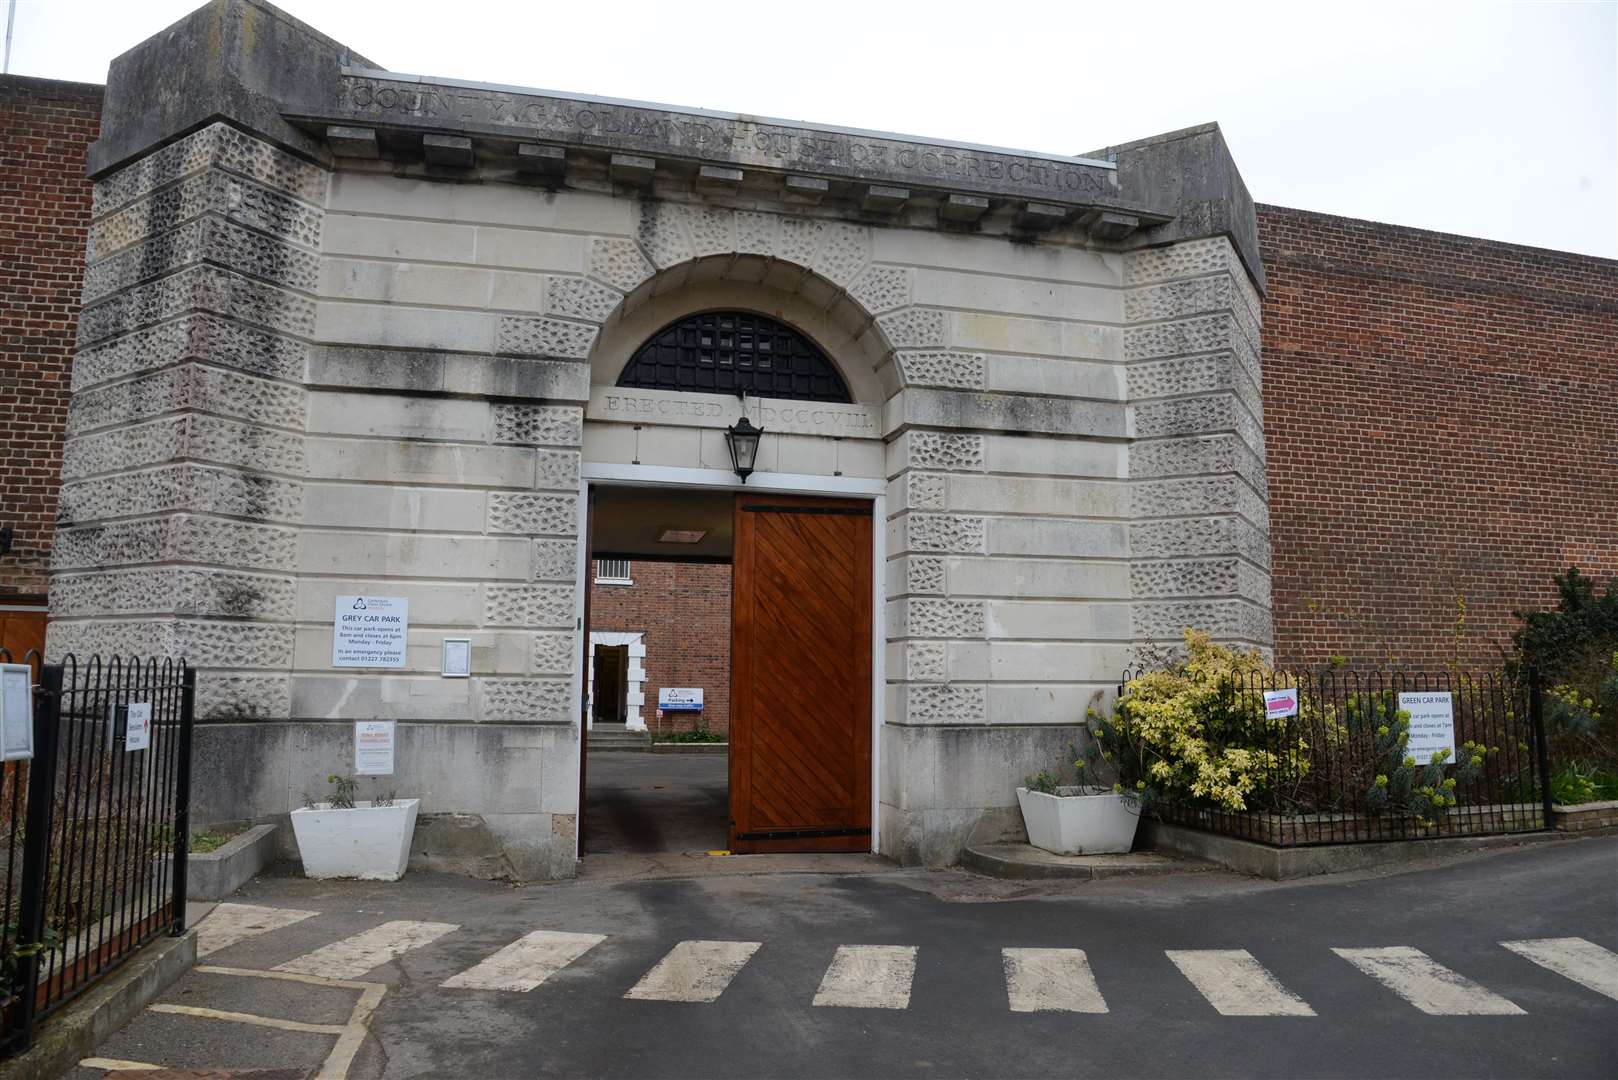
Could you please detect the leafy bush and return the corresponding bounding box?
[1090,630,1306,812]
[1549,760,1618,805]
[1513,568,1618,768]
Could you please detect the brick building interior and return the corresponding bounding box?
[2,70,1615,677]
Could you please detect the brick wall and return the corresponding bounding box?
[1257,204,1618,670]
[0,76,102,599]
[589,560,732,734]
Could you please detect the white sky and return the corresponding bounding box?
[6,0,1615,258]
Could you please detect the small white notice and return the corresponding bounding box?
[355,720,396,776]
[659,687,703,712]
[124,702,152,752]
[441,638,471,678]
[1263,688,1299,720]
[1399,691,1456,764]
[333,596,409,669]
[1,664,32,762]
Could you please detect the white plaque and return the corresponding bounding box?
[124,702,152,752]
[0,664,32,762]
[355,720,396,776]
[333,596,409,669]
[658,687,704,712]
[1263,688,1299,720]
[442,638,471,678]
[1399,691,1456,765]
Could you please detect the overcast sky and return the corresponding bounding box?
[6,0,1614,258]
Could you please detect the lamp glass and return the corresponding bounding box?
[725,417,763,480]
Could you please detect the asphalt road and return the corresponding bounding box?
[69,836,1618,1079]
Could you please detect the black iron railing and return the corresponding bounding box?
[1111,668,1552,847]
[1,651,194,1057]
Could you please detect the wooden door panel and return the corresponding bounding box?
[730,495,872,854]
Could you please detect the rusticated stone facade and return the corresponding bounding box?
[50,0,1271,876]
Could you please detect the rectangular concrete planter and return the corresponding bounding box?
[159,822,278,900]
[290,799,420,881]
[1016,786,1140,855]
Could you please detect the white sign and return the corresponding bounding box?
[355,720,396,776]
[1399,691,1456,764]
[441,638,471,678]
[658,687,704,712]
[1263,688,1299,720]
[333,596,409,668]
[0,664,32,762]
[124,702,152,752]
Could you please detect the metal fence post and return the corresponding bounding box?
[1527,668,1554,830]
[170,665,196,935]
[13,664,63,1051]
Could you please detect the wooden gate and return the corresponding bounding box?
[730,494,872,853]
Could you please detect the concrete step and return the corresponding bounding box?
[959,842,1206,881]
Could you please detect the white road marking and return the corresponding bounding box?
[147,1002,345,1035]
[1502,937,1618,1001]
[275,919,459,980]
[625,940,762,1003]
[812,945,918,1009]
[1333,946,1526,1015]
[1002,948,1108,1013]
[1166,949,1316,1016]
[79,1059,161,1072]
[196,903,318,957]
[441,930,606,992]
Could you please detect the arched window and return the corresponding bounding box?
[617,311,851,403]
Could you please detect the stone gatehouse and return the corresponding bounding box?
[49,0,1271,877]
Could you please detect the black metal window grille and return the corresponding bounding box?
[617,311,852,403]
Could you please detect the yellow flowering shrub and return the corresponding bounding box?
[1094,630,1309,812]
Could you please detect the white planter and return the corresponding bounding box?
[290,799,420,881]
[1016,786,1139,855]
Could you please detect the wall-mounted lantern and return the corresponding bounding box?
[724,416,764,483]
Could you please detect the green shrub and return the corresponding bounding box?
[1513,568,1618,769]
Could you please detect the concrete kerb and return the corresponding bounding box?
[648,742,729,755]
[4,929,196,1080]
[1137,819,1615,880]
[161,823,280,900]
[959,843,1202,881]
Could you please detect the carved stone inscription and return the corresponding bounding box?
[588,387,880,439]
[339,75,1119,205]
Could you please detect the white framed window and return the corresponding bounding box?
[595,558,633,585]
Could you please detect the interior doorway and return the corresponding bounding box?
[581,486,735,856]
[578,483,875,857]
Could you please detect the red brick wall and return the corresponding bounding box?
[0,76,102,600]
[1257,204,1618,670]
[589,560,732,735]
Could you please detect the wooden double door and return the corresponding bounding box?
[729,494,872,853]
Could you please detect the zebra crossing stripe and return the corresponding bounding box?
[1502,937,1618,1001]
[442,930,606,992]
[1166,949,1315,1016]
[1333,946,1525,1015]
[275,920,460,980]
[1002,948,1108,1013]
[812,945,918,1009]
[625,940,762,1003]
[196,903,318,958]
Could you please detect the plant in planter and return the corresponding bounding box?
[1015,733,1144,857]
[290,775,419,881]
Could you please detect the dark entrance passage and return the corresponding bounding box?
[730,494,873,854]
[582,754,729,855]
